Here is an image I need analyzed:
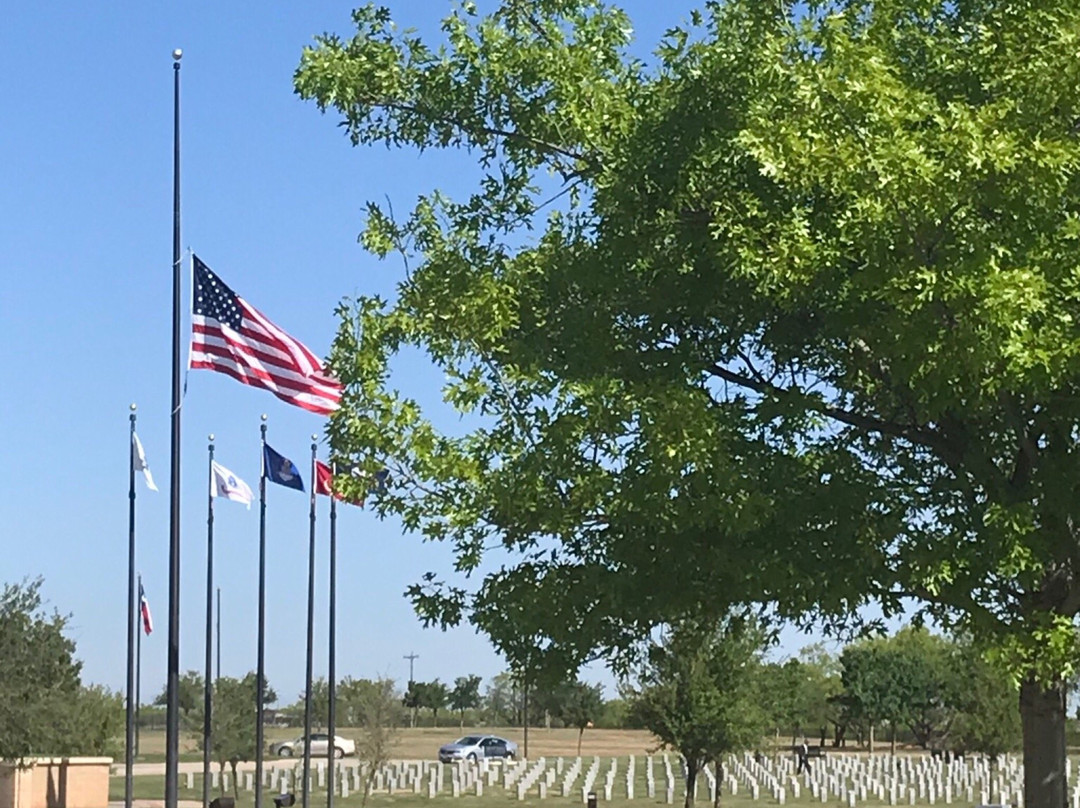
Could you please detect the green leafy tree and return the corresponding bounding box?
[402,681,422,729]
[69,685,126,758]
[840,638,913,753]
[297,3,1080,807]
[482,672,518,725]
[792,645,843,745]
[759,660,807,745]
[302,677,330,731]
[558,681,605,755]
[759,645,842,748]
[422,679,449,727]
[890,627,958,751]
[949,641,1022,762]
[596,697,635,729]
[449,675,482,729]
[154,670,203,720]
[336,677,387,726]
[353,678,404,808]
[0,579,123,760]
[191,675,260,799]
[629,617,768,808]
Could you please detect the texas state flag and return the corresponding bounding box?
[138,582,153,636]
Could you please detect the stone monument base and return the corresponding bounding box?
[0,758,112,808]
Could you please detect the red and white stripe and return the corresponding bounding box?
[191,298,342,416]
[139,592,154,636]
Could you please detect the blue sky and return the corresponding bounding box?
[1,0,834,706]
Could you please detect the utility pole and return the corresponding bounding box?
[404,652,419,683]
[404,652,419,729]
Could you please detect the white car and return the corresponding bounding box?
[271,733,355,758]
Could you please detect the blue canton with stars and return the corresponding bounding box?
[193,255,243,329]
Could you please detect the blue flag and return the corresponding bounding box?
[263,443,304,491]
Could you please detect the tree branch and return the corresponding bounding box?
[705,362,962,464]
[368,98,600,175]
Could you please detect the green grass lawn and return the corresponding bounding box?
[109,759,862,808]
[132,754,205,764]
[111,773,786,808]
[112,750,1047,808]
[111,774,668,808]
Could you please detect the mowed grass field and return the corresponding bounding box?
[132,727,659,762]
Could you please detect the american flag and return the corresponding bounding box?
[138,582,153,636]
[190,256,342,416]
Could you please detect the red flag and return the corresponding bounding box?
[314,460,334,496]
[314,460,363,506]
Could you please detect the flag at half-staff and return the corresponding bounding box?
[189,255,342,415]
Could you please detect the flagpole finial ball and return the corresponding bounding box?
[209,434,215,442]
[312,434,318,442]
[130,403,137,412]
[261,413,268,422]
[172,48,183,61]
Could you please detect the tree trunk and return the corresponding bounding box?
[460,710,465,731]
[868,722,874,756]
[1020,677,1066,808]
[684,759,698,808]
[230,762,239,801]
[577,727,584,757]
[889,723,896,756]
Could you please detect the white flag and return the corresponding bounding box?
[211,461,254,509]
[132,432,158,492]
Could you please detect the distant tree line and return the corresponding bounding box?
[0,572,1032,776]
[753,627,1021,757]
[261,626,1020,763]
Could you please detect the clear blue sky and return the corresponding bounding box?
[1,0,832,707]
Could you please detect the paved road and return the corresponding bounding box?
[119,759,360,777]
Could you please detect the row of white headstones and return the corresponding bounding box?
[189,753,1068,806]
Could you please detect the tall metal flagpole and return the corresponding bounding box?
[326,463,338,808]
[255,415,268,808]
[302,437,317,808]
[125,405,138,808]
[203,436,215,808]
[165,47,184,808]
[216,587,222,683]
[136,573,143,759]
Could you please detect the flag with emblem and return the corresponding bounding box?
[263,444,304,491]
[189,255,342,416]
[211,461,254,508]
